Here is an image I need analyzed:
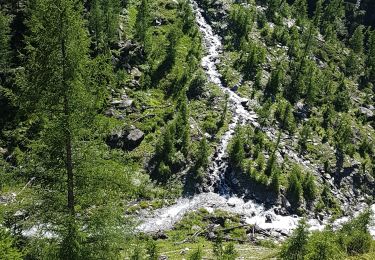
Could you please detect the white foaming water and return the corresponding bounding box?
[192,0,258,194]
[137,0,375,237]
[138,192,313,235]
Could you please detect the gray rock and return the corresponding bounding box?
[359,106,374,118]
[111,99,133,110]
[191,225,201,231]
[131,67,142,80]
[265,213,274,223]
[153,231,168,240]
[0,147,7,156]
[126,128,145,150]
[207,231,216,240]
[180,248,190,255]
[104,108,115,117]
[241,99,250,110]
[281,195,291,209]
[107,126,144,151]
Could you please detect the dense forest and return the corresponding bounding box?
[0,0,374,259]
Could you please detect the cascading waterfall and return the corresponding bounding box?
[192,0,259,195]
[136,0,375,237]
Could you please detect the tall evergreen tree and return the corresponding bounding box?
[88,0,121,52]
[197,136,209,170]
[135,0,150,45]
[280,219,309,259]
[313,0,323,26]
[334,79,351,112]
[321,0,345,39]
[366,30,375,84]
[0,10,13,130]
[24,1,127,258]
[350,25,364,54]
[265,65,284,97]
[0,11,10,70]
[229,127,245,170]
[0,228,22,260]
[293,0,308,21]
[176,93,190,156]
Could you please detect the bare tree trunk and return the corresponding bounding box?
[65,119,75,217]
[61,9,75,218]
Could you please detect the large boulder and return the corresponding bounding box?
[126,128,145,150]
[107,126,144,151]
[358,106,374,121]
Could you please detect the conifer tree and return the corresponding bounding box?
[197,136,209,170]
[0,11,10,70]
[334,114,353,161]
[135,0,150,45]
[176,93,190,156]
[266,0,281,21]
[302,172,317,203]
[229,4,254,48]
[189,246,203,260]
[0,10,13,129]
[146,239,159,260]
[223,243,238,260]
[270,169,281,195]
[334,79,351,112]
[293,0,308,21]
[280,219,309,259]
[313,0,323,26]
[178,0,195,33]
[349,25,364,54]
[287,166,303,206]
[0,228,22,260]
[229,127,245,170]
[88,0,120,52]
[265,66,284,97]
[366,30,375,83]
[26,1,91,256]
[322,0,345,38]
[24,0,126,258]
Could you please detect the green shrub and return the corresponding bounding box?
[223,242,238,260]
[302,173,317,203]
[343,230,372,256]
[287,166,303,206]
[338,210,373,255]
[305,230,343,260]
[0,228,22,260]
[280,219,309,260]
[146,239,158,260]
[229,127,245,170]
[188,246,202,260]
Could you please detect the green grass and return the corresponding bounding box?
[156,239,279,260]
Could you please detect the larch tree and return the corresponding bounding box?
[0,10,12,130]
[176,93,190,157]
[350,25,364,54]
[24,0,126,258]
[135,0,150,45]
[293,0,308,21]
[0,10,10,70]
[366,30,375,84]
[88,0,121,53]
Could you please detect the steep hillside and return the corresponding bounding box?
[0,0,374,259]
